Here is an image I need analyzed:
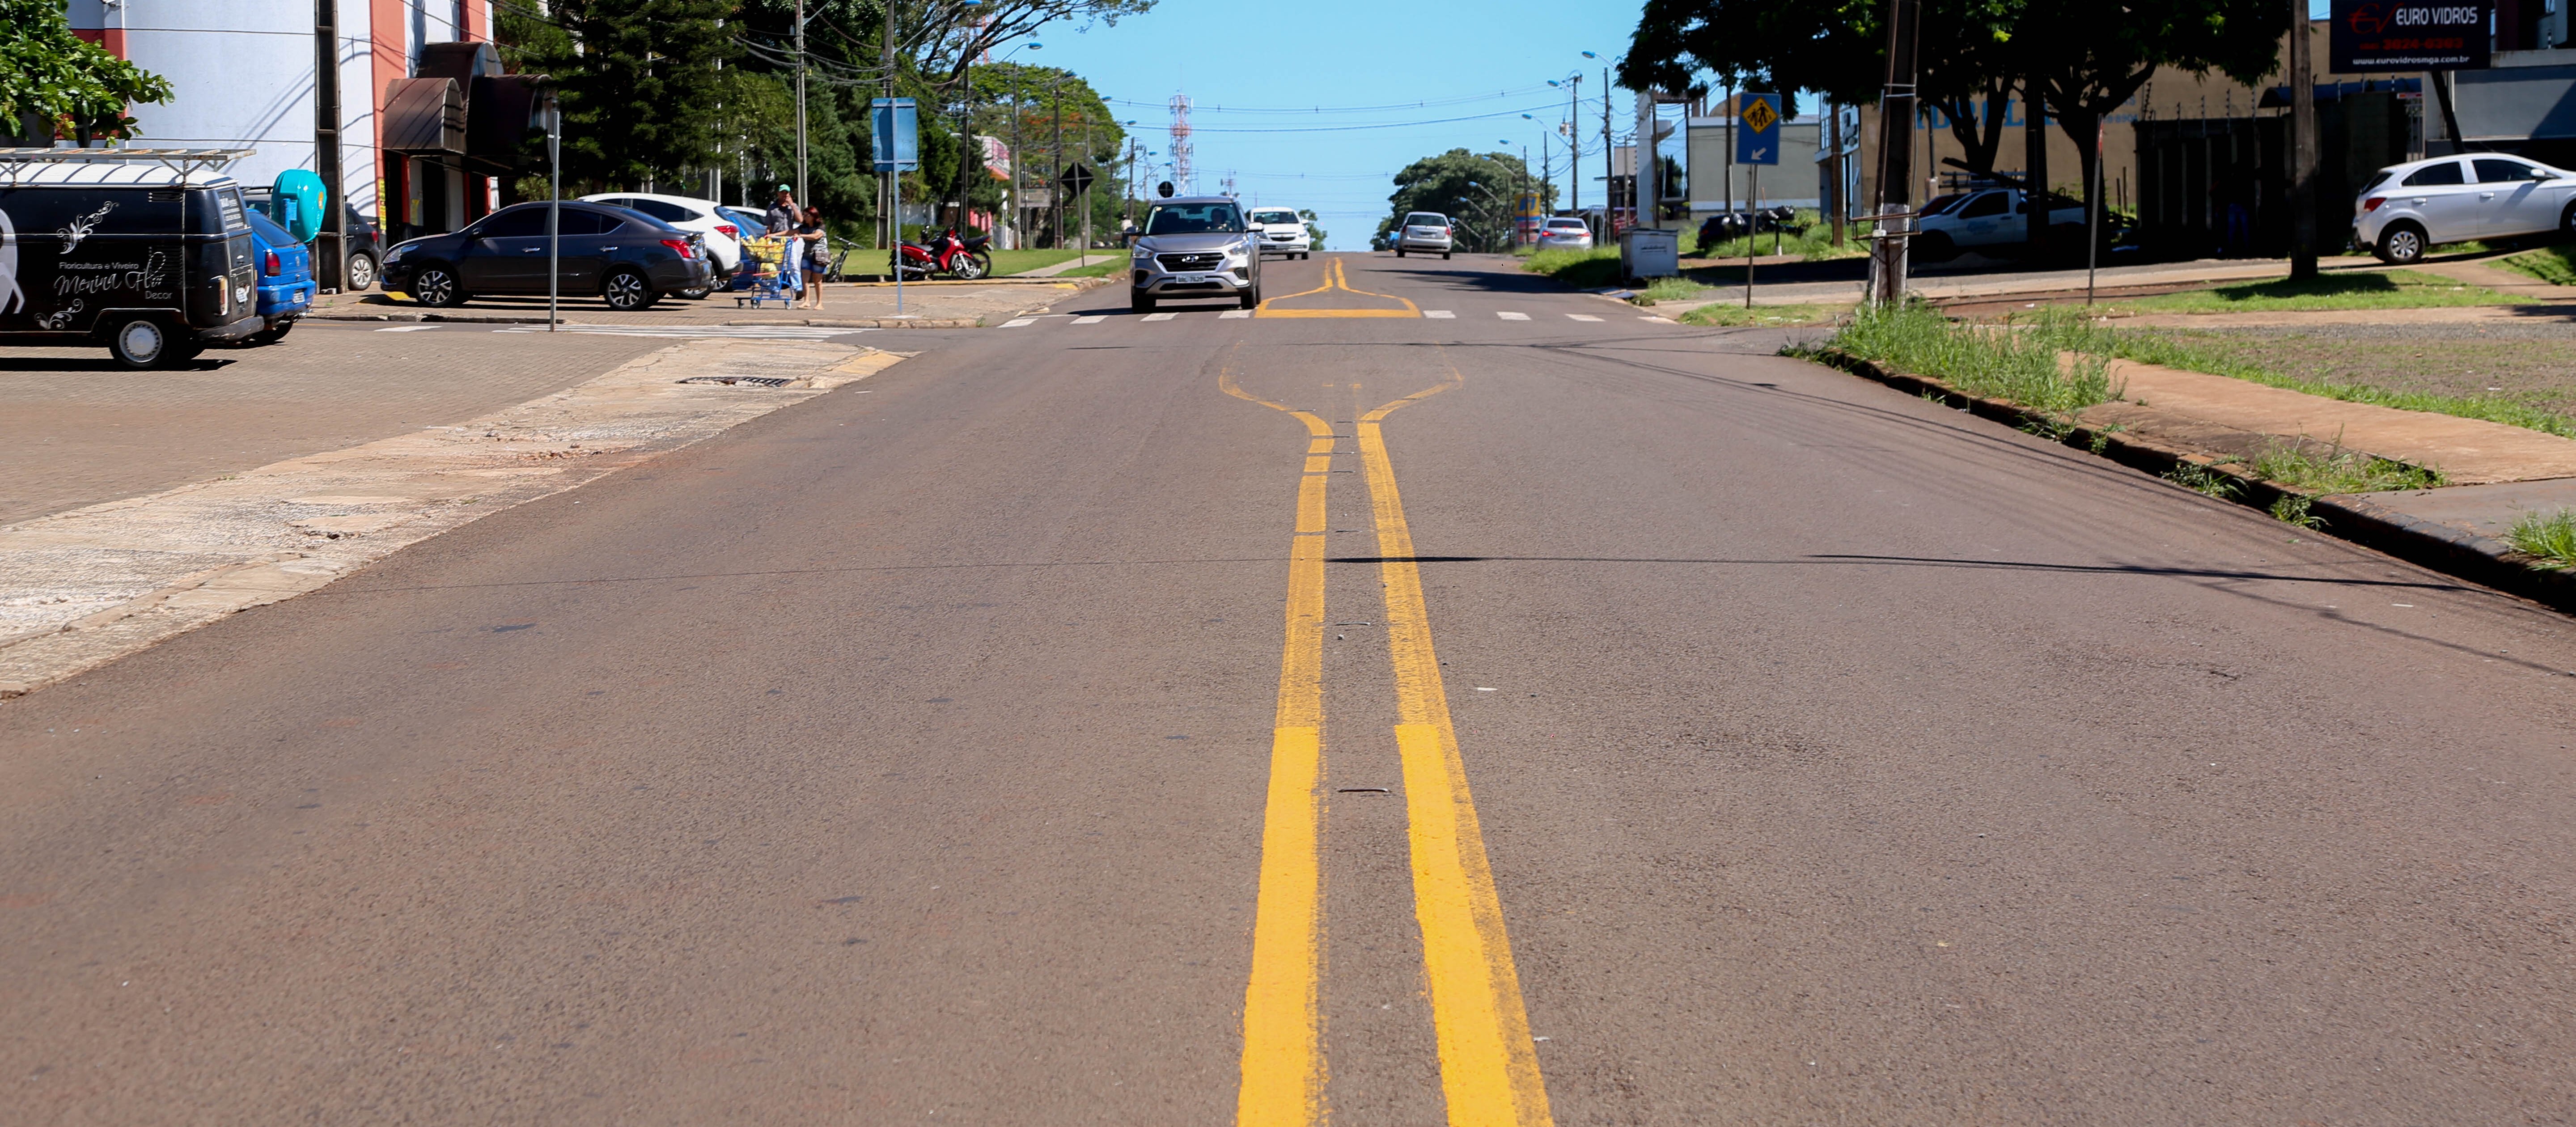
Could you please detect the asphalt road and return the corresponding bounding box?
[6,253,2576,1125]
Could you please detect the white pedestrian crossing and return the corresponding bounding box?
[1000,318,1037,327]
[1072,315,1106,325]
[1219,309,1251,319]
[1496,311,1530,321]
[1141,312,1178,322]
[1423,310,1455,318]
[496,324,877,340]
[1566,314,1603,322]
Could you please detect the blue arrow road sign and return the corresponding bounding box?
[1735,93,1781,166]
[870,98,919,172]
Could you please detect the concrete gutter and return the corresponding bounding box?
[1806,347,2576,614]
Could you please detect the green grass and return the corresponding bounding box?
[2498,246,2576,285]
[986,249,1088,275]
[2242,439,2445,493]
[1635,277,1714,305]
[2106,332,2576,439]
[1816,301,2119,418]
[1689,214,1871,262]
[1052,261,1121,278]
[2109,271,2524,314]
[1524,246,1623,288]
[1678,302,1837,327]
[2507,509,2576,569]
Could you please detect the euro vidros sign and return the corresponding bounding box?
[2331,0,2491,72]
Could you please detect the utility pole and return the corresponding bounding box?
[1867,0,1923,306]
[1723,85,1734,220]
[884,0,898,273]
[1564,73,1581,219]
[314,0,346,291]
[2287,0,2318,280]
[2023,75,2048,253]
[1600,66,1613,238]
[1828,100,1846,248]
[794,0,808,204]
[1051,74,1065,250]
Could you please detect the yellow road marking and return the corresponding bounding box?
[1359,359,1555,1127]
[1257,257,1422,319]
[1222,359,1335,1127]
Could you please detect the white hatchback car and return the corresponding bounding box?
[2355,153,2576,263]
[1247,207,1312,259]
[1535,216,1594,250]
[578,192,748,292]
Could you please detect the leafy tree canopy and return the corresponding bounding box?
[1380,148,1542,253]
[0,0,174,143]
[503,0,736,190]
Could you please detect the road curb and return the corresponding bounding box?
[720,318,981,329]
[1806,347,2576,614]
[309,311,562,324]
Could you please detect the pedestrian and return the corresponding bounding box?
[797,205,830,310]
[778,208,807,304]
[764,184,799,235]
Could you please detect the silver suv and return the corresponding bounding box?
[1129,196,1263,313]
[1394,212,1454,258]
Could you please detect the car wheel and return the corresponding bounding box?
[411,264,466,308]
[678,285,711,300]
[603,267,657,311]
[246,322,295,346]
[106,318,175,368]
[1442,251,1452,259]
[1240,286,1261,310]
[1914,231,1957,262]
[1131,291,1156,314]
[345,251,379,291]
[2376,222,2426,265]
[1396,247,1407,258]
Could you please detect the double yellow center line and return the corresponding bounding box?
[1223,356,1553,1127]
[1254,258,1423,319]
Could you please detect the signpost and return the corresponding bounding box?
[1059,162,1096,267]
[1736,93,1780,309]
[871,97,919,313]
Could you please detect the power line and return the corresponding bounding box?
[1102,85,1553,115]
[1178,103,1563,134]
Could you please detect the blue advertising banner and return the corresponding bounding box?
[870,98,919,172]
[1735,93,1781,165]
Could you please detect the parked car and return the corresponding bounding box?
[1395,212,1454,258]
[2355,153,2576,264]
[242,186,386,291]
[580,192,744,295]
[1127,195,1263,313]
[1535,216,1594,251]
[1911,186,2085,261]
[1246,207,1312,259]
[241,208,315,344]
[0,158,263,367]
[377,200,713,311]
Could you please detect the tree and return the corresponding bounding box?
[0,0,173,144]
[1299,208,1327,253]
[502,0,735,191]
[1381,148,1538,253]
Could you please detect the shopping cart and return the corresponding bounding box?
[729,233,797,309]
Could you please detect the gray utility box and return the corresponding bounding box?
[1619,227,1679,280]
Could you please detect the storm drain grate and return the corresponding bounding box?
[677,376,794,388]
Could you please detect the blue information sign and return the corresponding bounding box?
[1734,93,1781,166]
[870,97,919,172]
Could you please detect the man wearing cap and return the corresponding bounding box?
[764,185,800,235]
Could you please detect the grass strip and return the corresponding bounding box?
[2243,440,2444,493]
[2106,332,2576,438]
[2109,271,2524,314]
[986,249,1089,276]
[2498,246,2576,285]
[1678,302,1836,327]
[1812,301,2118,419]
[2508,509,2576,569]
[1524,246,1623,288]
[1052,261,1121,278]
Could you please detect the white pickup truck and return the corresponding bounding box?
[1911,187,2085,260]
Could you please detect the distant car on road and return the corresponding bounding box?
[1127,195,1263,313]
[242,209,315,344]
[379,200,713,311]
[1246,207,1312,259]
[1395,212,1453,258]
[1910,186,2083,261]
[2355,153,2576,264]
[1535,216,1593,251]
[580,192,745,296]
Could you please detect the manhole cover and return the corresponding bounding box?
[678,376,793,388]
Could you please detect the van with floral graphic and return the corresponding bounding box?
[0,153,264,367]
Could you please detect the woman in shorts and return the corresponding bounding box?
[796,205,830,310]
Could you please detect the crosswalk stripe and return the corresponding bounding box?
[1001,318,1037,327]
[1640,315,1676,323]
[496,324,876,340]
[1073,315,1106,325]
[1423,310,1455,318]
[1566,314,1602,322]
[1142,312,1178,322]
[1220,309,1252,319]
[1495,311,1530,321]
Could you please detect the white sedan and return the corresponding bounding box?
[2355,153,2576,264]
[578,192,749,295]
[1535,216,1594,251]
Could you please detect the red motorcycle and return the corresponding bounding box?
[893,228,993,280]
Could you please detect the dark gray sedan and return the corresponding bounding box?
[378,201,713,311]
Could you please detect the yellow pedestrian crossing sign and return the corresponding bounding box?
[1741,97,1778,134]
[1735,93,1781,165]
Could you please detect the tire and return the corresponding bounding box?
[411,264,466,308]
[1240,285,1261,310]
[1396,247,1407,258]
[345,251,379,291]
[2375,222,2427,265]
[603,267,657,311]
[1442,251,1452,259]
[952,252,990,281]
[1131,291,1156,314]
[106,318,175,368]
[1914,231,1957,262]
[246,321,295,346]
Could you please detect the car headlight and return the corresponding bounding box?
[1131,244,1154,260]
[383,245,409,263]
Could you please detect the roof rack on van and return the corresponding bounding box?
[0,147,254,172]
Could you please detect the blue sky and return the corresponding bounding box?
[1027,0,1646,249]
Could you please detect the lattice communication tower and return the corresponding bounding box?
[1168,93,1194,195]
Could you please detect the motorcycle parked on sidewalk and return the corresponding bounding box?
[893,228,995,281]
